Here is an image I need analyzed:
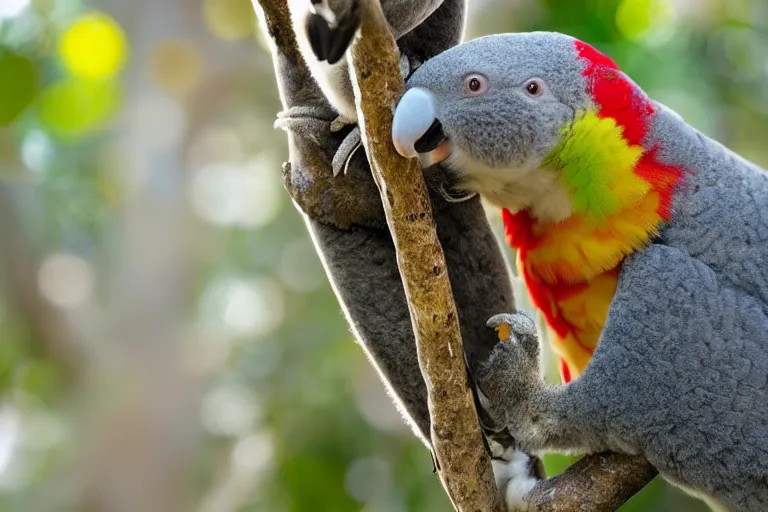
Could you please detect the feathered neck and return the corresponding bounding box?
[502,41,685,285]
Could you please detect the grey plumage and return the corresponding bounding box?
[393,31,768,511]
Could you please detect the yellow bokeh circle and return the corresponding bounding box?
[150,41,203,95]
[616,0,675,40]
[38,78,122,137]
[202,0,256,41]
[59,12,128,80]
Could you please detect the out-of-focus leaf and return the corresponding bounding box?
[0,49,38,125]
[37,77,121,137]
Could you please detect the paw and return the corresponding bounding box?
[306,0,361,65]
[486,312,540,364]
[491,448,539,511]
[473,312,542,424]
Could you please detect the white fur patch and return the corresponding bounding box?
[489,444,539,512]
[447,147,572,224]
[308,0,338,27]
[288,0,358,120]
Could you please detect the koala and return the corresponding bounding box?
[285,0,466,176]
[289,0,466,122]
[391,32,768,511]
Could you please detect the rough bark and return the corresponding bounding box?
[346,0,503,509]
[527,454,658,511]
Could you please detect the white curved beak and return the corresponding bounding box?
[392,87,452,168]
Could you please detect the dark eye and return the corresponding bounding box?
[525,79,543,96]
[464,74,488,95]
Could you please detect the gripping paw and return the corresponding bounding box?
[473,312,542,428]
[306,0,361,64]
[487,312,539,360]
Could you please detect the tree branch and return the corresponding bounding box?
[346,0,502,510]
[253,0,658,510]
[527,454,657,511]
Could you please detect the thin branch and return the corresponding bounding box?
[347,1,502,510]
[527,453,657,511]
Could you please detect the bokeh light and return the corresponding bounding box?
[200,276,285,337]
[616,0,676,43]
[38,77,121,137]
[201,382,262,437]
[124,93,187,151]
[202,0,256,41]
[0,405,20,481]
[149,40,204,95]
[20,130,53,173]
[59,12,127,79]
[0,0,30,21]
[0,0,765,511]
[37,252,94,309]
[189,155,283,228]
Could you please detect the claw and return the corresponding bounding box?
[306,13,331,61]
[309,0,338,28]
[305,0,361,64]
[399,53,410,80]
[332,126,362,177]
[486,312,536,342]
[436,182,477,203]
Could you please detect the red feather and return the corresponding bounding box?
[498,42,687,384]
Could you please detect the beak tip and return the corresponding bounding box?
[392,87,438,161]
[392,138,416,159]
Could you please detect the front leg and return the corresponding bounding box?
[476,313,610,459]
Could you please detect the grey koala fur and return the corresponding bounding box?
[270,0,545,475]
[289,0,466,121]
[394,31,768,511]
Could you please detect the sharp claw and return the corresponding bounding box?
[486,312,536,342]
[326,3,360,64]
[436,182,477,203]
[326,23,356,65]
[309,0,339,28]
[332,126,362,177]
[486,313,519,330]
[399,53,410,80]
[342,143,362,175]
[307,13,331,61]
[305,0,360,64]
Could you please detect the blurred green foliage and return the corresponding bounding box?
[0,0,765,511]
